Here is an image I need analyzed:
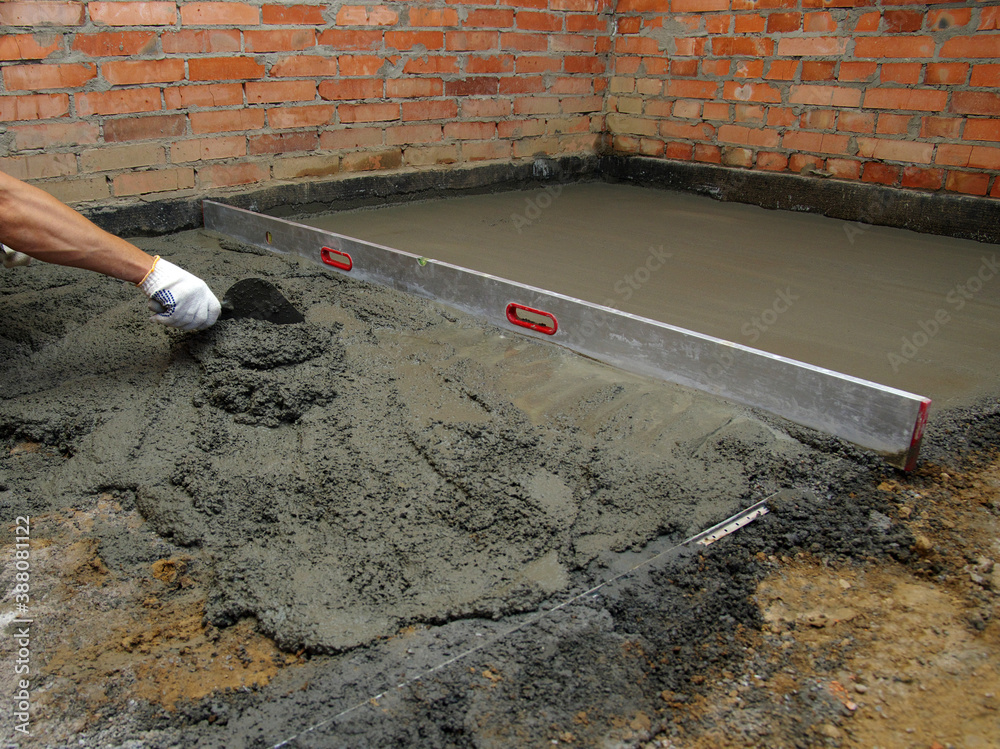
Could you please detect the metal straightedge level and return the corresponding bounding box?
[203,200,931,470]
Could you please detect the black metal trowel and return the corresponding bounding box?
[220,278,305,324]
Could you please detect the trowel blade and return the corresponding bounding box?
[220,278,305,324]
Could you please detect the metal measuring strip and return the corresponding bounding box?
[203,200,931,470]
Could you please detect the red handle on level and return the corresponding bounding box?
[321,246,353,271]
[506,302,558,335]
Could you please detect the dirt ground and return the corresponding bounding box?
[2,228,999,749]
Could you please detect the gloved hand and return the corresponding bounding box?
[138,256,221,331]
[2,244,32,268]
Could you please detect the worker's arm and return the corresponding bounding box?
[0,171,220,330]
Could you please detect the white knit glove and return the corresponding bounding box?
[2,244,32,268]
[138,256,221,331]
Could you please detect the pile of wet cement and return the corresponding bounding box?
[2,230,886,657]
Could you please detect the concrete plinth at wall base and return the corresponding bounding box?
[81,155,1000,246]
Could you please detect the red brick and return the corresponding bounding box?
[665,141,694,161]
[10,121,98,150]
[702,59,731,76]
[341,149,403,172]
[320,29,385,50]
[693,143,722,164]
[104,114,185,142]
[776,36,847,56]
[561,95,602,114]
[674,58,702,76]
[864,88,948,112]
[800,109,836,130]
[826,158,861,180]
[0,2,84,26]
[467,9,515,28]
[782,130,851,155]
[76,88,161,117]
[928,8,971,30]
[790,84,862,107]
[383,30,443,51]
[446,31,499,51]
[801,61,836,81]
[964,119,1000,142]
[568,14,605,32]
[471,54,517,73]
[668,79,721,99]
[881,63,922,85]
[319,127,382,150]
[3,63,96,91]
[271,55,339,78]
[804,11,837,32]
[248,132,318,155]
[403,99,459,121]
[263,4,325,25]
[952,92,1000,116]
[857,137,933,163]
[188,57,265,81]
[981,6,1000,31]
[501,32,548,51]
[0,33,60,60]
[501,76,547,94]
[969,145,1000,169]
[318,79,384,100]
[767,107,797,127]
[704,14,732,33]
[161,29,241,54]
[971,65,1000,88]
[164,83,242,109]
[197,163,269,190]
[171,135,245,163]
[616,36,662,55]
[268,104,335,129]
[444,121,496,140]
[446,77,501,96]
[901,166,944,190]
[114,168,195,197]
[876,113,912,135]
[735,13,766,33]
[718,124,781,148]
[862,162,900,186]
[566,56,605,74]
[409,7,459,26]
[945,171,990,196]
[925,63,969,85]
[765,59,799,80]
[386,78,444,98]
[180,3,260,25]
[734,103,765,123]
[190,108,266,134]
[992,177,1000,198]
[940,34,1000,59]
[102,59,184,86]
[672,0,729,10]
[403,56,459,74]
[722,146,754,168]
[90,1,176,26]
[882,9,922,32]
[757,151,789,171]
[919,116,962,139]
[336,5,398,26]
[767,12,801,32]
[245,29,316,52]
[713,36,775,56]
[936,143,973,166]
[616,16,642,34]
[516,10,562,31]
[247,80,317,104]
[854,36,936,58]
[839,61,877,82]
[838,110,875,133]
[854,11,879,32]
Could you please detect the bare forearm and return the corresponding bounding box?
[0,171,153,284]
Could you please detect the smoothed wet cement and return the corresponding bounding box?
[300,182,1000,411]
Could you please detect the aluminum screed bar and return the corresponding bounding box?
[203,200,931,470]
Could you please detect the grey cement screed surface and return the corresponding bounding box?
[299,182,1000,412]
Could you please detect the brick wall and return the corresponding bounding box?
[0,0,612,204]
[610,0,1000,198]
[0,0,997,206]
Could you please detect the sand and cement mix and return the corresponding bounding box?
[2,201,998,748]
